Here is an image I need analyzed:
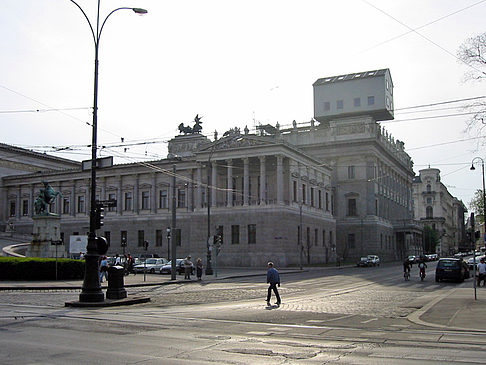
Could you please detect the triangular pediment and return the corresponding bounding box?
[197,134,278,153]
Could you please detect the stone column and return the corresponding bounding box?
[71,180,76,217]
[117,177,122,215]
[196,165,202,209]
[227,159,233,207]
[16,186,21,218]
[211,162,218,207]
[276,155,283,205]
[134,174,139,214]
[259,156,266,205]
[243,158,249,206]
[29,184,34,218]
[151,173,157,214]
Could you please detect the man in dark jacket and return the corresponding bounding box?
[266,262,281,307]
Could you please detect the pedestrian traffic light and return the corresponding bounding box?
[121,236,127,248]
[95,204,104,230]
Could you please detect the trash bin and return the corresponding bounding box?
[106,265,127,299]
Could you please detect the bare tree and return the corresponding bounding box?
[457,32,486,134]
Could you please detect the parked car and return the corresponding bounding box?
[367,255,380,266]
[160,259,194,275]
[357,257,370,267]
[435,258,470,282]
[466,255,485,271]
[134,258,168,273]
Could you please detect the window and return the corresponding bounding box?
[141,191,150,210]
[302,184,306,204]
[314,229,318,246]
[426,184,431,192]
[63,198,70,214]
[77,196,85,213]
[322,230,326,246]
[156,229,163,247]
[324,101,330,111]
[329,231,333,248]
[426,206,433,218]
[354,97,361,107]
[22,200,29,216]
[293,181,297,202]
[138,230,145,247]
[426,197,432,204]
[318,190,322,209]
[310,187,315,207]
[337,100,343,110]
[159,190,168,209]
[9,201,15,217]
[347,198,357,216]
[367,96,375,105]
[108,193,116,212]
[348,165,355,179]
[124,192,133,211]
[348,233,356,249]
[325,192,329,211]
[178,189,186,208]
[231,225,240,244]
[248,224,256,244]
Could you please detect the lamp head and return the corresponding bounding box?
[132,8,148,14]
[471,164,476,171]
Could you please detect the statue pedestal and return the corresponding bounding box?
[29,215,66,258]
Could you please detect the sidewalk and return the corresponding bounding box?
[0,267,303,290]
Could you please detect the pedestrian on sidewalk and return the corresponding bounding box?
[184,255,193,280]
[478,258,486,287]
[99,256,109,283]
[196,257,203,280]
[266,262,281,307]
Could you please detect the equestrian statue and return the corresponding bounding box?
[34,181,62,215]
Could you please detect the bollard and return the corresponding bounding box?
[106,265,127,299]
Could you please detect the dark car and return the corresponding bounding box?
[435,258,470,282]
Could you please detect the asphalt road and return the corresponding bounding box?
[1,261,485,364]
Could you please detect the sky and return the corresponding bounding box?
[1,0,486,209]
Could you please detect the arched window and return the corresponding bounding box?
[426,206,433,218]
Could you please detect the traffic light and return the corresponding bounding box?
[95,204,104,230]
[121,236,127,248]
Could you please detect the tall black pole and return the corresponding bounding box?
[482,161,486,250]
[206,161,213,275]
[79,0,103,302]
[171,164,177,280]
[71,0,147,302]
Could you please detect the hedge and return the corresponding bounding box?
[0,257,85,281]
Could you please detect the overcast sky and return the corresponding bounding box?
[2,0,486,208]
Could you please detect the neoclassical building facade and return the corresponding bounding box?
[2,68,426,265]
[412,168,467,256]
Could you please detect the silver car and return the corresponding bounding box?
[134,258,168,274]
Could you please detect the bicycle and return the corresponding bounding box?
[404,271,410,281]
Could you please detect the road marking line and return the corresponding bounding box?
[361,318,378,324]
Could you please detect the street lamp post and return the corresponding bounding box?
[470,157,486,252]
[70,0,147,302]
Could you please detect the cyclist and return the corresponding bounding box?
[403,258,411,280]
[418,257,427,280]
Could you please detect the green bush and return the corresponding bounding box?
[0,257,85,281]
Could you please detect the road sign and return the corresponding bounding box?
[96,199,117,207]
[81,156,113,171]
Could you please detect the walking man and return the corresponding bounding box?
[266,262,281,307]
[478,257,486,287]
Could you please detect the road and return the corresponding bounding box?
[1,261,485,364]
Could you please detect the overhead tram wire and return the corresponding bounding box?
[355,0,486,57]
[361,0,486,76]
